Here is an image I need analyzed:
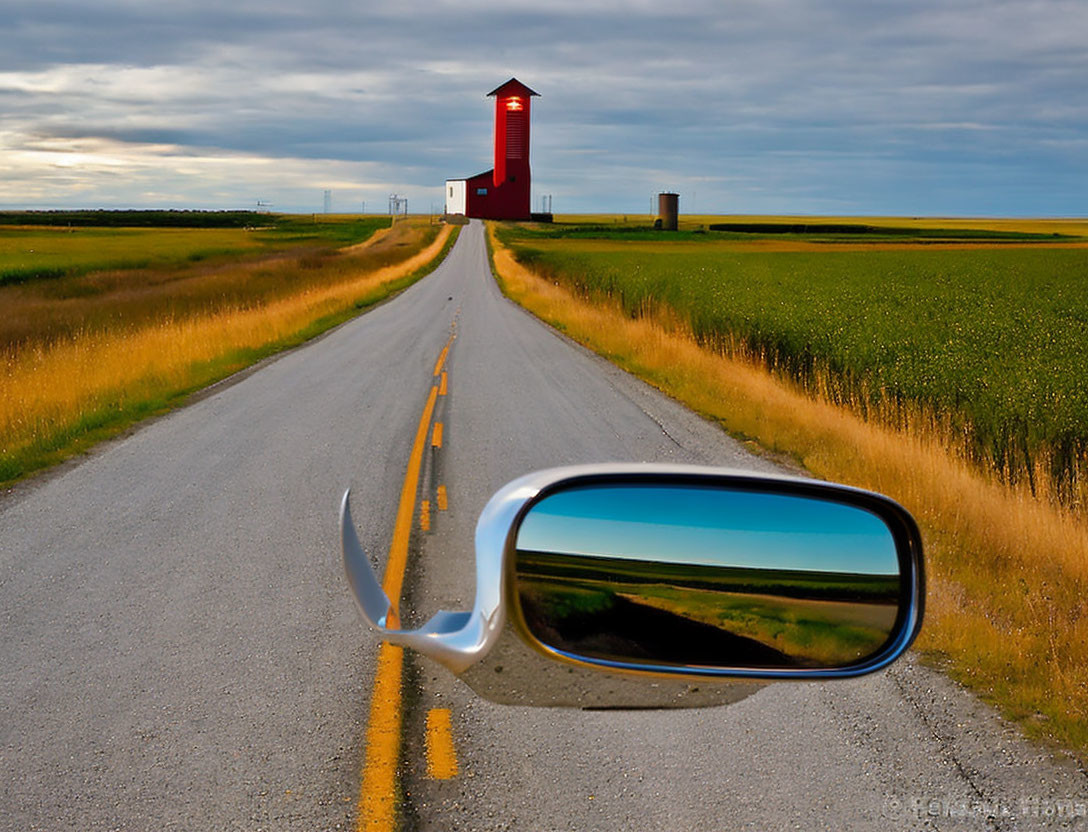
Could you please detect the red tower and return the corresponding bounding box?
[445,78,539,221]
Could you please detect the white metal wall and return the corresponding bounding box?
[445,180,466,215]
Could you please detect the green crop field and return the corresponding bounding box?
[498,222,1088,505]
[0,227,261,286]
[0,214,390,286]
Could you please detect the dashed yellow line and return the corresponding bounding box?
[383,385,438,607]
[357,373,440,831]
[358,643,405,831]
[432,346,448,377]
[432,332,454,376]
[357,324,461,829]
[425,708,459,780]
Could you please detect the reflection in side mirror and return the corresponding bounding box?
[342,464,924,708]
[514,483,908,673]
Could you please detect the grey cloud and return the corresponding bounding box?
[0,0,1085,212]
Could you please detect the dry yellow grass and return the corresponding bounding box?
[0,224,452,473]
[488,223,1088,754]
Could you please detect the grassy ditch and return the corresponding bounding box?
[0,220,457,487]
[488,221,1088,758]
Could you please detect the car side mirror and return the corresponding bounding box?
[341,464,924,708]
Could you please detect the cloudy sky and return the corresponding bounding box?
[1,0,1085,216]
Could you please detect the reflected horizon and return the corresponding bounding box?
[515,483,902,669]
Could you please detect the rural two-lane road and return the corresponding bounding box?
[2,221,1085,831]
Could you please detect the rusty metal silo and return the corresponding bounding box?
[658,192,679,231]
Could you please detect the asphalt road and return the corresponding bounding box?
[2,220,1085,831]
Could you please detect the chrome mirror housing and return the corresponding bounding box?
[341,464,925,708]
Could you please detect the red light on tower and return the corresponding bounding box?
[488,79,539,192]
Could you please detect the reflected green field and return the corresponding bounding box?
[517,550,898,668]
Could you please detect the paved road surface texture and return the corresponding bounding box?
[2,221,1085,831]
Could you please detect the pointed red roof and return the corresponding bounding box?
[487,78,539,98]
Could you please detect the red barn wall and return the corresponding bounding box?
[464,170,531,220]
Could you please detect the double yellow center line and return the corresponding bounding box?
[356,330,456,832]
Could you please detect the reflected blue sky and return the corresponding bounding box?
[517,485,899,575]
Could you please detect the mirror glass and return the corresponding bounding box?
[514,484,902,670]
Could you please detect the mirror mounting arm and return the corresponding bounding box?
[340,489,483,673]
[340,489,394,629]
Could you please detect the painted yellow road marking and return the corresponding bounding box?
[424,708,459,780]
[358,642,405,831]
[433,329,456,377]
[438,371,448,396]
[433,344,450,376]
[436,485,448,512]
[357,374,440,832]
[383,384,438,606]
[432,422,444,449]
[420,499,431,531]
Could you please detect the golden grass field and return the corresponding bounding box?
[488,220,1088,758]
[0,219,454,485]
